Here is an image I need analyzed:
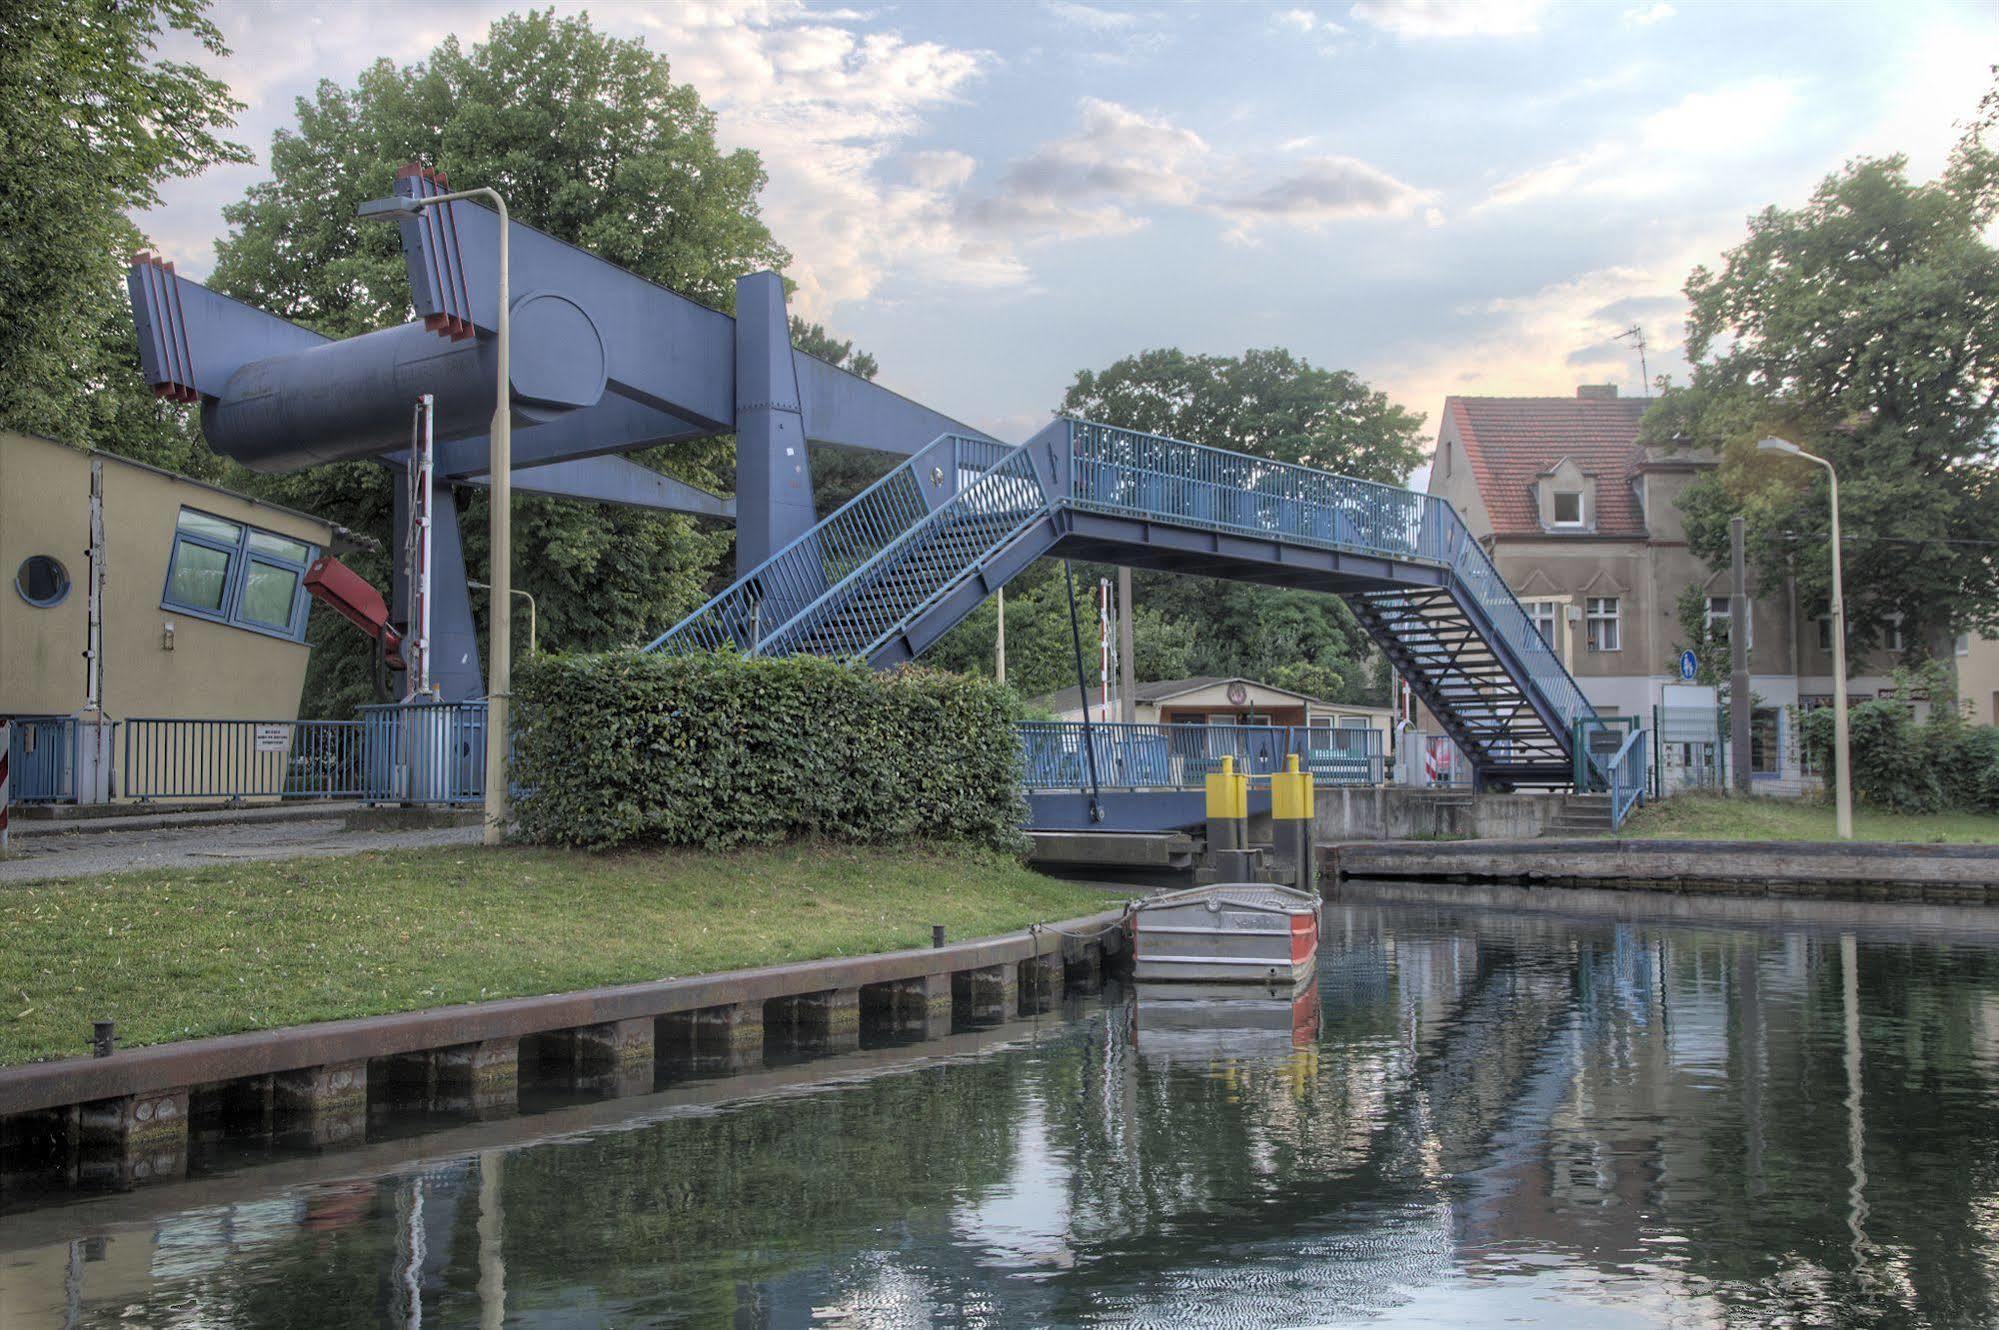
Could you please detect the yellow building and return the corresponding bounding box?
[2,430,338,798]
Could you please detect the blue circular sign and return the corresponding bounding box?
[1679,649,1699,681]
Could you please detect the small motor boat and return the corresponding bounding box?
[1129,883,1320,986]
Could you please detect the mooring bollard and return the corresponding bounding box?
[1204,755,1252,880]
[92,1021,116,1059]
[932,924,946,949]
[1272,753,1316,895]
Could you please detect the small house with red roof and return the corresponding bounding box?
[1425,385,1912,788]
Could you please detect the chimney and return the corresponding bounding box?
[1576,384,1619,400]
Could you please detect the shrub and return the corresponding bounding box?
[510,650,1029,852]
[1797,690,1999,815]
[1943,724,1999,813]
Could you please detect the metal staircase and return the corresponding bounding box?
[648,417,1606,790]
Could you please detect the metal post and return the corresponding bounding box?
[407,395,435,700]
[486,194,511,845]
[1118,566,1137,724]
[995,587,1007,685]
[1826,462,1853,839]
[1730,516,1751,795]
[0,718,9,852]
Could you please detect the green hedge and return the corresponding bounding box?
[1798,692,1999,815]
[511,651,1029,851]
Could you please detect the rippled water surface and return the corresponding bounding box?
[8,889,1999,1327]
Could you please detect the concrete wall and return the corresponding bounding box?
[2,431,331,724]
[1313,787,1559,842]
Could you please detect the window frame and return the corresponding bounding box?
[159,506,317,643]
[1551,489,1584,528]
[13,555,70,608]
[1885,613,1906,652]
[1585,596,1621,652]
[1526,599,1560,648]
[1705,595,1752,649]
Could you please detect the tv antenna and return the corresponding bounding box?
[1617,324,1650,394]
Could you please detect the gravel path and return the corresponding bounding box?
[0,817,481,884]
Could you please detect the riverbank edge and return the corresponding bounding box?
[0,905,1133,1122]
[1324,837,1999,901]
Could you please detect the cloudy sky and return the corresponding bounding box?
[143,0,1997,465]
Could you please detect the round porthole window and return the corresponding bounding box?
[15,555,70,608]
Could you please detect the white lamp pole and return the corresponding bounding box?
[362,186,512,844]
[1758,437,1852,839]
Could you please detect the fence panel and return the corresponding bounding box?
[124,718,369,802]
[5,717,76,803]
[1018,721,1383,791]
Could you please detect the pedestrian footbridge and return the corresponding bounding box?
[650,418,1634,808]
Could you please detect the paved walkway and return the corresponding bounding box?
[1,814,481,884]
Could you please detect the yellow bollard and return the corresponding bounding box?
[1271,753,1317,894]
[1204,755,1252,879]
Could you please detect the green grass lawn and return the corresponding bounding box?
[0,844,1112,1068]
[1618,792,1999,844]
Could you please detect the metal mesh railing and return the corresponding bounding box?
[648,433,1011,655]
[1019,721,1383,790]
[761,443,1048,658]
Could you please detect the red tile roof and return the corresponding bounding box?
[1446,395,1652,538]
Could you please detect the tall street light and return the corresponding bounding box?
[1757,436,1853,839]
[361,185,513,845]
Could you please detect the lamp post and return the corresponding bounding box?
[360,185,512,845]
[1757,436,1852,839]
[469,580,537,656]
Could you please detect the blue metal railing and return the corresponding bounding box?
[1019,721,1384,791]
[648,434,1013,655]
[1604,727,1649,828]
[120,704,488,804]
[6,717,78,803]
[759,442,1048,658]
[1061,419,1600,774]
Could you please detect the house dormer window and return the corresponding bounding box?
[1552,490,1584,527]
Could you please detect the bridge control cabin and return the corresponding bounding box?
[0,430,339,802]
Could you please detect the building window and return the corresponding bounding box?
[1957,632,1972,657]
[1705,595,1751,647]
[1552,490,1583,527]
[1526,600,1559,647]
[1885,613,1905,652]
[161,508,316,641]
[13,555,69,608]
[1586,596,1620,652]
[1817,616,1834,652]
[1751,707,1781,775]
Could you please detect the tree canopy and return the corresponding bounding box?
[204,9,800,711]
[1648,76,1999,649]
[0,0,246,473]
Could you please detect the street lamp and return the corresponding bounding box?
[360,185,513,846]
[1757,436,1852,839]
[468,580,537,656]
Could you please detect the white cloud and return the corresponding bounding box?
[961,98,1212,241]
[1348,0,1547,39]
[1042,0,1139,31]
[1377,258,1702,418]
[1477,77,1802,211]
[1623,2,1675,26]
[1215,155,1436,240]
[1275,7,1343,35]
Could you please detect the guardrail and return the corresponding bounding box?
[1604,727,1649,828]
[1019,721,1383,791]
[5,716,78,803]
[121,704,487,805]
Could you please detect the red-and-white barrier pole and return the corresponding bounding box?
[1,719,11,851]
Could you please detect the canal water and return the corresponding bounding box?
[7,888,1999,1327]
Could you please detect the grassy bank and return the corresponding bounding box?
[0,844,1110,1068]
[1619,793,1999,844]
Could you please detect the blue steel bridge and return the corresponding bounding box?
[648,418,1618,820]
[120,166,1634,829]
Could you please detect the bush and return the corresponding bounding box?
[510,650,1029,852]
[1797,693,1999,815]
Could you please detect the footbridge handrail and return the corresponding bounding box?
[646,433,1010,655]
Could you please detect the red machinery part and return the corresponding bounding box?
[304,555,406,670]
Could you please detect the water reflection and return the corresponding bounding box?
[9,893,1999,1326]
